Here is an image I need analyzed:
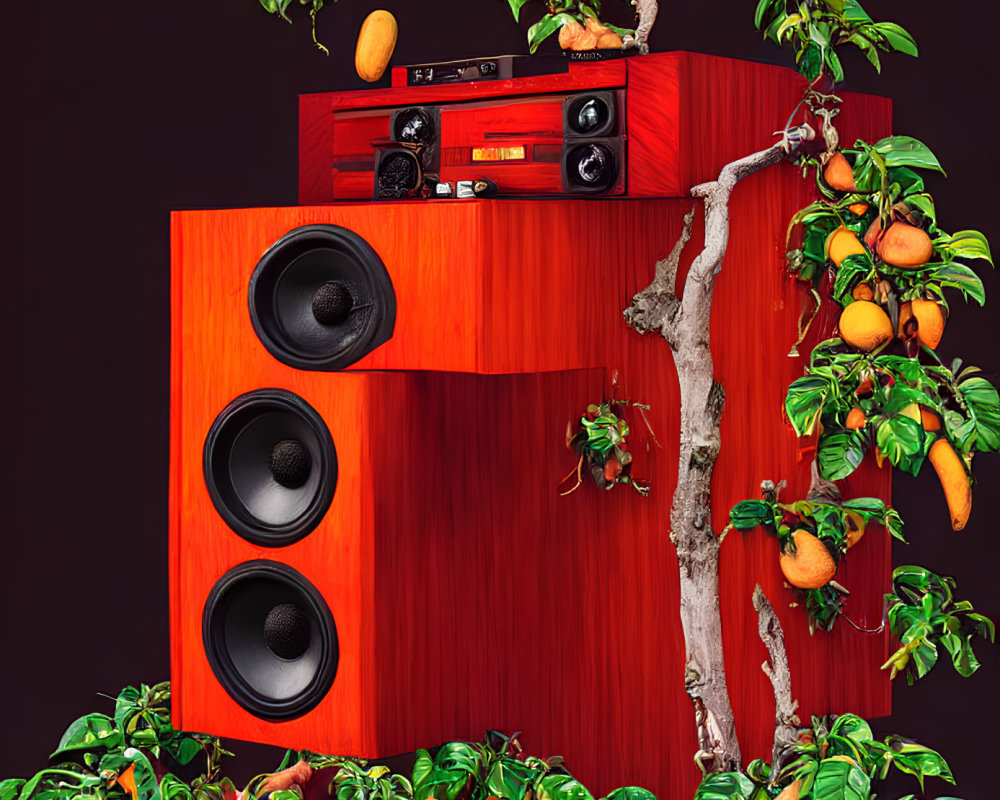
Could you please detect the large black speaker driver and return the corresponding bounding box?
[204,389,337,546]
[203,561,338,720]
[249,225,396,371]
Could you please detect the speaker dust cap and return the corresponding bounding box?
[249,224,396,371]
[204,389,336,547]
[203,560,338,720]
[563,92,616,138]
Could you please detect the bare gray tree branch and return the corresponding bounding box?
[753,585,800,773]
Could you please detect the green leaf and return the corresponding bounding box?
[873,22,918,56]
[52,713,123,758]
[786,376,830,436]
[818,432,865,481]
[811,759,870,800]
[848,32,881,72]
[0,780,26,800]
[936,230,993,265]
[754,0,780,29]
[824,48,845,83]
[729,500,776,530]
[833,253,874,306]
[692,772,755,800]
[959,376,1000,453]
[924,263,986,305]
[798,41,824,80]
[537,775,593,800]
[412,750,434,794]
[872,136,945,175]
[159,776,194,800]
[526,14,566,55]
[602,789,657,800]
[506,0,531,23]
[888,740,954,789]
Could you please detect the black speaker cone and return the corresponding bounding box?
[564,141,619,193]
[203,561,338,720]
[204,389,337,546]
[376,150,421,198]
[249,225,396,371]
[563,92,615,138]
[393,107,435,146]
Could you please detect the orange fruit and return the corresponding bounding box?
[878,221,934,268]
[864,217,883,250]
[570,28,599,50]
[852,283,874,301]
[848,202,869,216]
[928,438,972,531]
[846,407,866,430]
[921,408,941,431]
[839,300,893,351]
[911,298,946,349]
[780,530,837,589]
[558,19,585,49]
[823,153,856,192]
[826,227,867,267]
[845,510,866,549]
[774,780,801,800]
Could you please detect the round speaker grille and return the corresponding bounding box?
[563,92,615,138]
[249,225,396,371]
[564,142,619,193]
[204,389,337,546]
[203,561,338,720]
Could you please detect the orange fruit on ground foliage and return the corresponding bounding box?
[823,153,856,191]
[839,300,893,351]
[845,510,866,549]
[826,226,867,267]
[928,438,972,531]
[846,407,866,429]
[780,530,837,589]
[774,780,802,800]
[877,221,934,267]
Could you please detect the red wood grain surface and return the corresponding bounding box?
[172,174,891,799]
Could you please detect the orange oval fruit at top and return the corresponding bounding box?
[826,227,867,267]
[878,221,934,268]
[780,530,837,589]
[911,298,946,349]
[823,153,856,192]
[928,438,972,531]
[839,300,893,351]
[355,10,398,82]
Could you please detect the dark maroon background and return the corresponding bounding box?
[1,1,997,797]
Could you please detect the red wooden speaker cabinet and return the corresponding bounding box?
[173,51,896,799]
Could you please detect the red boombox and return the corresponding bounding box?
[171,51,893,799]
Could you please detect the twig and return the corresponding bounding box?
[753,585,800,775]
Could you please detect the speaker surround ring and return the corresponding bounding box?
[203,560,338,720]
[249,224,396,371]
[203,389,337,547]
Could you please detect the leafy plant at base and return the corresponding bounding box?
[727,495,902,631]
[882,565,996,683]
[258,0,338,55]
[754,0,917,82]
[694,713,956,799]
[784,341,1000,481]
[505,0,635,53]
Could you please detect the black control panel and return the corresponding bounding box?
[405,55,567,86]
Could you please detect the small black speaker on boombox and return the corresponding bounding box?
[561,92,624,195]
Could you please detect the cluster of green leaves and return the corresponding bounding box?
[331,763,412,800]
[785,340,1000,481]
[564,402,649,494]
[695,713,956,799]
[505,0,634,54]
[728,495,902,631]
[787,136,992,310]
[754,0,916,82]
[882,565,996,684]
[0,683,233,800]
[258,0,338,54]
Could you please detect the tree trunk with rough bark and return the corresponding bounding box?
[623,128,812,772]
